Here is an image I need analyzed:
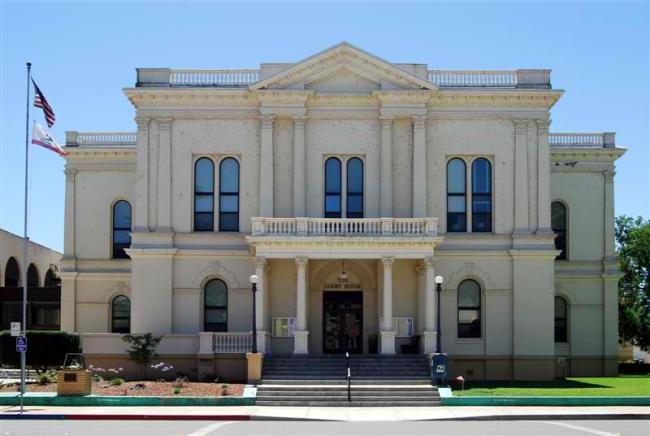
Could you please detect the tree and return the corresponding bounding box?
[616,215,650,350]
[121,333,162,379]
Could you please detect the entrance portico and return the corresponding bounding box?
[245,217,444,355]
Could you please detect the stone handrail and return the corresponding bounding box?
[66,131,136,146]
[251,217,438,237]
[550,132,615,148]
[212,332,252,353]
[170,69,260,86]
[428,70,517,88]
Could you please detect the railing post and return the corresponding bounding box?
[426,218,437,236]
[381,218,394,236]
[251,217,265,236]
[198,332,214,355]
[296,217,308,236]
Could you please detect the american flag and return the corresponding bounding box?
[32,79,55,128]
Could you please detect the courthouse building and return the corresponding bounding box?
[61,43,625,381]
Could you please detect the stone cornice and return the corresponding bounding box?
[64,147,136,163]
[124,88,256,108]
[550,147,626,163]
[429,89,563,109]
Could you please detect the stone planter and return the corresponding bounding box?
[57,370,91,396]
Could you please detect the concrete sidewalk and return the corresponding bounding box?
[0,405,648,421]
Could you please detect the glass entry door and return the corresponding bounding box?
[323,291,363,354]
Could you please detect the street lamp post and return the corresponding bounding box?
[250,274,258,354]
[434,275,444,354]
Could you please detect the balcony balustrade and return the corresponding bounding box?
[212,332,252,353]
[251,217,438,237]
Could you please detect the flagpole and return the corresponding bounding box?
[20,61,32,415]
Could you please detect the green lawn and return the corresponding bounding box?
[454,376,650,397]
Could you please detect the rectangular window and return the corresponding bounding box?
[272,317,296,337]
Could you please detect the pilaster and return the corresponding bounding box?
[295,257,309,354]
[536,120,552,233]
[254,257,268,353]
[259,116,274,217]
[293,117,306,217]
[156,118,173,232]
[59,271,77,332]
[63,169,76,259]
[422,257,436,354]
[134,117,150,232]
[513,120,530,233]
[412,116,427,218]
[603,169,616,259]
[380,116,393,216]
[526,120,538,230]
[381,256,396,354]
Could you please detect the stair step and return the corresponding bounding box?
[256,401,442,407]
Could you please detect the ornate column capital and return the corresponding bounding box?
[64,168,77,182]
[261,116,274,129]
[295,257,309,268]
[513,119,528,134]
[536,119,551,134]
[380,116,394,128]
[135,117,150,131]
[423,257,435,269]
[412,115,426,129]
[603,168,616,182]
[293,117,306,129]
[157,118,173,131]
[382,256,395,268]
[254,257,267,270]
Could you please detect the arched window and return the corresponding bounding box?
[111,295,130,333]
[471,158,492,232]
[4,257,19,286]
[324,157,342,218]
[204,279,228,332]
[552,201,568,260]
[112,200,132,259]
[458,279,481,338]
[554,296,568,343]
[27,264,39,287]
[194,157,215,231]
[346,158,364,218]
[447,158,467,232]
[219,158,239,232]
[44,269,58,287]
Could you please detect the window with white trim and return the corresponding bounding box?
[272,317,296,337]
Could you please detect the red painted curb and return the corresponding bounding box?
[65,414,251,421]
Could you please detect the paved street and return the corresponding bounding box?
[0,419,648,436]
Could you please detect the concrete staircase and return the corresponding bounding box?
[257,355,440,406]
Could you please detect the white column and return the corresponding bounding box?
[293,117,306,217]
[422,257,437,353]
[380,256,396,354]
[259,116,274,217]
[254,257,268,353]
[134,117,150,232]
[513,120,530,233]
[412,116,427,218]
[537,120,552,233]
[380,116,393,217]
[157,118,173,232]
[294,257,309,354]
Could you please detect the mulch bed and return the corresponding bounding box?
[0,380,244,397]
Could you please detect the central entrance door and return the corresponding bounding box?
[323,291,363,354]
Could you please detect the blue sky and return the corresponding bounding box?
[1,0,648,252]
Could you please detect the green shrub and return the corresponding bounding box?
[173,387,181,395]
[0,331,80,374]
[37,373,53,385]
[110,377,125,386]
[122,333,162,379]
[91,373,102,383]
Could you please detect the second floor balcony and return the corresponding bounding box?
[251,217,438,237]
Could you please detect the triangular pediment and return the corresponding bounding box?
[251,42,436,92]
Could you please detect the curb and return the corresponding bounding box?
[430,414,650,421]
[0,413,251,421]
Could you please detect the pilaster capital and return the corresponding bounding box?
[603,168,616,182]
[382,256,395,268]
[536,119,551,134]
[157,118,173,131]
[261,116,274,130]
[513,119,528,134]
[380,116,394,128]
[254,257,267,269]
[64,168,77,182]
[423,257,435,269]
[412,115,426,129]
[295,257,309,268]
[135,117,150,131]
[293,117,306,129]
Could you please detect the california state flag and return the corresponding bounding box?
[31,122,66,156]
